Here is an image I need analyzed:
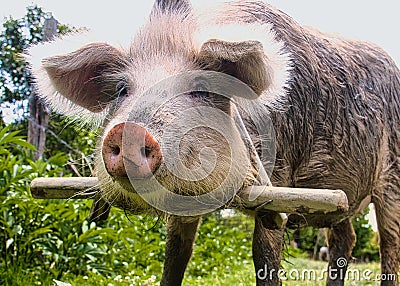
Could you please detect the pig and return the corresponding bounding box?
[27,0,400,285]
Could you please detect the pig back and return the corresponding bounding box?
[240,1,400,219]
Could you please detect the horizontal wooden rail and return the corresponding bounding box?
[30,177,99,199]
[239,186,348,214]
[30,177,348,214]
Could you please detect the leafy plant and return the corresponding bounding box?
[0,126,105,284]
[0,5,69,109]
[188,212,254,278]
[352,209,379,261]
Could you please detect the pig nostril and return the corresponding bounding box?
[111,146,121,156]
[140,146,152,158]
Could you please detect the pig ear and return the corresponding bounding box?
[41,43,124,112]
[196,23,291,103]
[27,37,127,122]
[198,40,270,95]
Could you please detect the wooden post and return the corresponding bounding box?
[30,177,349,214]
[28,16,57,160]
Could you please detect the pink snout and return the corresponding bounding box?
[102,123,162,178]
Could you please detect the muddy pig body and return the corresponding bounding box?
[28,0,400,285]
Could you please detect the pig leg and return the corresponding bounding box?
[325,218,356,286]
[160,215,201,286]
[373,186,400,286]
[253,212,284,286]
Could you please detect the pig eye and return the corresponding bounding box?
[189,90,209,98]
[116,81,129,98]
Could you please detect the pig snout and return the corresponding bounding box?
[102,122,162,179]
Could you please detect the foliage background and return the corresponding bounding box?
[0,5,379,286]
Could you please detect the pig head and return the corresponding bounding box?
[28,3,290,216]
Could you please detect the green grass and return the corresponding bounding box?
[24,258,385,286]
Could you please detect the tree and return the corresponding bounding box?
[27,17,58,160]
[0,6,97,162]
[0,7,64,159]
[0,6,46,109]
